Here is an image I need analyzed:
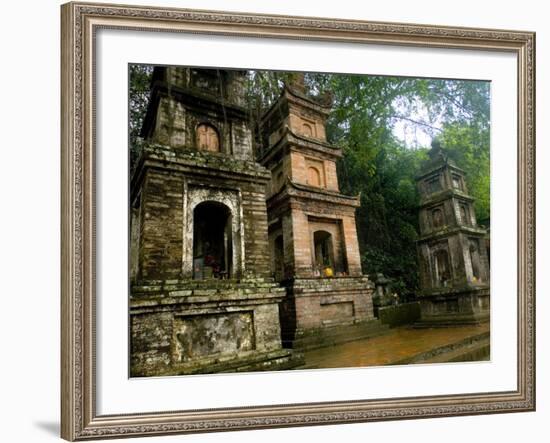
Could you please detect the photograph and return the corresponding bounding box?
[129,65,491,377]
[57,2,536,440]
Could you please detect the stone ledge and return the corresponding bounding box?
[286,277,375,296]
[418,285,490,298]
[392,329,490,364]
[417,225,487,242]
[132,144,271,184]
[130,290,286,311]
[413,312,490,327]
[132,279,285,297]
[131,348,304,377]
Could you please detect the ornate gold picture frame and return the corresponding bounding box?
[61,1,535,440]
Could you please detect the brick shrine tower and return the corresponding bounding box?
[258,75,383,349]
[129,66,302,376]
[415,140,490,325]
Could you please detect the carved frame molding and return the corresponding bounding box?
[61,2,535,440]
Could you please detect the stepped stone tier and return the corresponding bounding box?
[258,74,382,349]
[129,67,303,376]
[415,140,490,326]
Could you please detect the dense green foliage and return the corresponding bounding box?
[129,66,490,298]
[129,64,153,168]
[299,73,490,297]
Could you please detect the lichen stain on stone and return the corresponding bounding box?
[174,312,255,362]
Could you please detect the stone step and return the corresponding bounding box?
[391,331,490,365]
[226,351,305,373]
[154,349,305,376]
[421,338,490,364]
[287,320,390,352]
[412,314,490,328]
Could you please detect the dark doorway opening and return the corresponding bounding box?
[313,230,334,276]
[193,201,232,279]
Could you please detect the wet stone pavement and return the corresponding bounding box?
[300,323,490,369]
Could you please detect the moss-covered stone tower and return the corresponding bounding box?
[416,140,490,325]
[129,67,302,376]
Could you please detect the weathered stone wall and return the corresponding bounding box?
[452,196,476,226]
[161,67,248,109]
[418,288,489,320]
[153,97,188,148]
[231,120,254,161]
[324,160,339,191]
[133,146,273,281]
[417,236,462,289]
[307,217,345,273]
[164,66,188,89]
[130,202,141,281]
[419,199,455,234]
[130,281,288,376]
[131,311,173,375]
[268,226,282,279]
[267,116,290,147]
[419,195,480,235]
[462,234,491,284]
[139,168,185,280]
[288,103,327,142]
[286,151,339,191]
[151,95,253,160]
[290,208,313,277]
[173,311,255,362]
[418,231,490,291]
[289,151,307,184]
[252,304,286,352]
[280,277,375,338]
[241,186,271,278]
[281,213,296,279]
[264,190,363,280]
[341,215,363,276]
[269,163,284,196]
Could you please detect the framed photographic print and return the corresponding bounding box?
[61,1,536,440]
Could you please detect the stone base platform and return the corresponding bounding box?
[415,286,490,328]
[130,279,303,377]
[279,276,385,350]
[132,348,304,377]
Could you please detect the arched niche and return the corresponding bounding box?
[432,207,444,228]
[302,122,313,137]
[433,248,451,287]
[307,166,321,187]
[196,123,220,152]
[460,204,470,226]
[183,187,243,279]
[313,230,335,274]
